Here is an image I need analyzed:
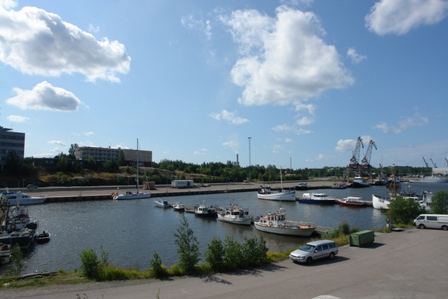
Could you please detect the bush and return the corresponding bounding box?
[223,236,243,271]
[7,244,25,277]
[150,252,168,279]
[205,237,225,272]
[242,235,269,266]
[79,247,109,280]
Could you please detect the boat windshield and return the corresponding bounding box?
[299,244,315,252]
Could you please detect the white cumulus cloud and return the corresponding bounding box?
[6,115,29,123]
[221,6,354,107]
[210,110,249,125]
[366,0,448,35]
[6,81,81,111]
[0,4,130,82]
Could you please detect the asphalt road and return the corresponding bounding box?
[3,227,448,299]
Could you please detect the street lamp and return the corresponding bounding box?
[248,137,252,182]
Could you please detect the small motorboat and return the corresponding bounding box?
[172,202,185,211]
[154,200,170,208]
[36,231,51,244]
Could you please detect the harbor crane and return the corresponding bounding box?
[422,157,429,168]
[445,157,448,167]
[430,158,437,168]
[360,140,377,169]
[348,137,364,169]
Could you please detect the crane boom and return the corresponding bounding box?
[361,140,377,168]
[422,157,429,168]
[349,137,363,169]
[430,158,437,168]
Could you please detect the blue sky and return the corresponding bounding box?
[1,0,448,169]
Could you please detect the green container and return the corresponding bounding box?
[347,230,374,247]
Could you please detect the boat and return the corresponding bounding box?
[298,193,336,205]
[254,207,316,237]
[410,176,448,183]
[3,204,38,232]
[0,229,36,250]
[339,196,367,207]
[1,191,47,206]
[172,202,185,211]
[35,231,51,244]
[295,182,309,190]
[113,139,151,200]
[372,194,392,210]
[350,176,370,188]
[257,169,296,201]
[154,199,170,208]
[217,204,251,226]
[194,204,218,218]
[332,182,347,189]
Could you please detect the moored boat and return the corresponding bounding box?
[154,199,170,208]
[172,202,185,211]
[0,243,11,265]
[253,207,316,237]
[298,193,336,205]
[350,176,370,188]
[257,185,296,201]
[372,194,391,210]
[194,204,218,218]
[295,182,309,190]
[36,231,51,244]
[339,196,367,207]
[217,204,251,226]
[1,191,47,206]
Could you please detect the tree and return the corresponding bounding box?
[388,196,423,224]
[68,143,78,159]
[174,215,200,274]
[431,191,448,214]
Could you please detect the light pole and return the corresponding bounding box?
[248,137,252,182]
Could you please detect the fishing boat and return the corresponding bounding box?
[339,196,367,207]
[3,204,38,232]
[350,176,370,188]
[295,182,309,190]
[410,176,448,183]
[298,193,336,205]
[257,169,296,201]
[1,191,47,206]
[154,199,170,208]
[0,243,11,265]
[254,207,316,237]
[113,139,151,200]
[194,204,218,218]
[217,204,251,226]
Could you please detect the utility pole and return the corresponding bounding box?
[248,137,252,182]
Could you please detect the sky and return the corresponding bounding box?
[1,0,448,170]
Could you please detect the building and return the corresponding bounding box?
[74,146,152,166]
[0,126,25,171]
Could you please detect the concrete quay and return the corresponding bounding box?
[19,180,338,203]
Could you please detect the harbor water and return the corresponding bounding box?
[2,182,446,275]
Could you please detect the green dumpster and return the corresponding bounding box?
[347,230,374,247]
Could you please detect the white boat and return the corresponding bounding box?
[372,194,392,210]
[154,199,169,208]
[3,204,39,232]
[257,169,296,201]
[113,139,151,200]
[410,176,448,183]
[350,176,370,188]
[254,207,316,237]
[1,191,46,205]
[194,204,218,218]
[172,202,185,211]
[298,193,336,205]
[217,204,251,226]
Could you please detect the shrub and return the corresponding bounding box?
[150,252,168,279]
[80,248,101,279]
[205,237,225,272]
[223,236,243,271]
[7,244,25,277]
[242,235,269,266]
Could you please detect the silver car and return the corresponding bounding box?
[289,240,338,264]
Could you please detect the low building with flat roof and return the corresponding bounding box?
[0,126,25,171]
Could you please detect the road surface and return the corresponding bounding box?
[3,227,448,299]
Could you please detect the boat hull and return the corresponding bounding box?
[113,193,151,200]
[254,222,315,237]
[297,199,336,205]
[257,190,296,201]
[217,214,252,225]
[372,194,391,210]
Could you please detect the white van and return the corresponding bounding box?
[414,214,448,230]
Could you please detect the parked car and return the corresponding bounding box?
[414,214,448,230]
[26,184,38,189]
[289,240,338,264]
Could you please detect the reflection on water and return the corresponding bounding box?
[3,182,445,274]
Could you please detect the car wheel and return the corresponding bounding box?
[329,252,335,259]
[306,257,312,264]
[419,224,425,229]
[442,225,448,231]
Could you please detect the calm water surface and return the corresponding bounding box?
[4,182,447,274]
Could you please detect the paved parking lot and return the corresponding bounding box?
[4,227,448,299]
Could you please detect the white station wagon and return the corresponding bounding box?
[289,240,338,264]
